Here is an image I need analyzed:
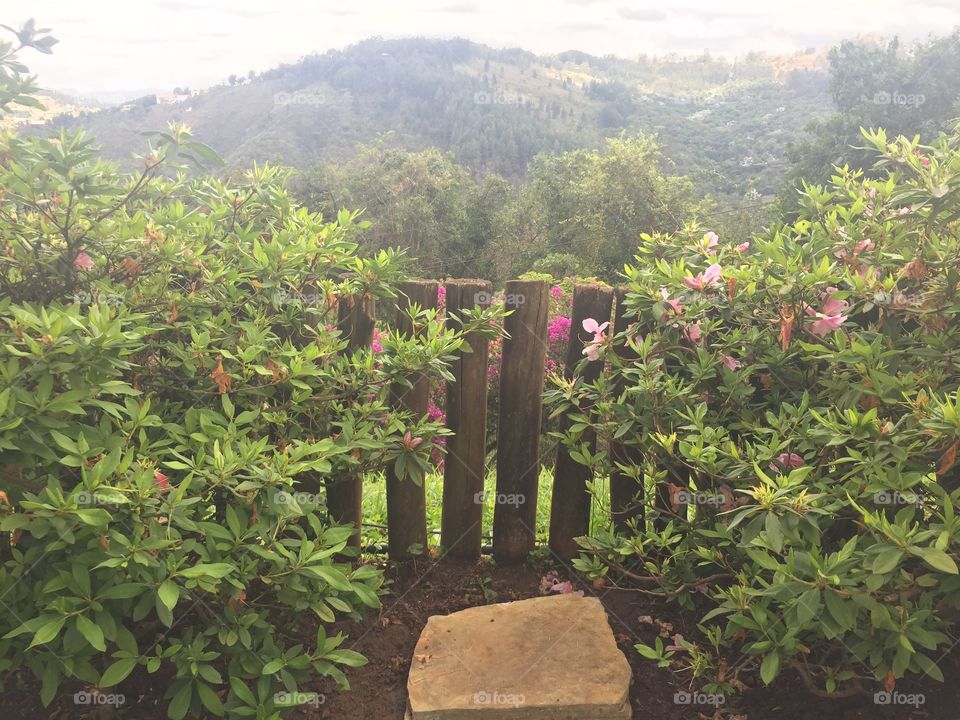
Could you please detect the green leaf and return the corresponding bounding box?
[196,681,225,714]
[229,676,257,705]
[305,565,352,591]
[909,546,958,574]
[100,658,138,688]
[28,616,65,649]
[325,649,367,667]
[158,580,180,611]
[178,563,234,579]
[872,547,904,575]
[760,651,781,685]
[76,615,106,652]
[168,682,192,720]
[795,588,821,626]
[262,660,285,675]
[40,660,60,707]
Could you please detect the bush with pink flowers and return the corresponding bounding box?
[549,128,960,698]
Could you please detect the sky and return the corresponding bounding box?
[10,0,960,97]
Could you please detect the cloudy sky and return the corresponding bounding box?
[10,0,960,95]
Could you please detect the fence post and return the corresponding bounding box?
[549,283,613,559]
[441,280,492,560]
[493,280,549,563]
[325,293,375,548]
[608,288,645,532]
[386,280,438,560]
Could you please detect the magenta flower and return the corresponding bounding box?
[73,251,94,271]
[683,263,722,291]
[770,453,805,473]
[581,317,609,361]
[700,231,719,252]
[722,355,741,371]
[550,285,564,300]
[660,288,683,315]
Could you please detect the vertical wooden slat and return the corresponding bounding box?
[441,280,492,559]
[493,280,549,563]
[549,283,613,559]
[326,293,375,548]
[608,288,649,532]
[386,280,438,560]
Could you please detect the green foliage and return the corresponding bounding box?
[0,34,503,716]
[782,32,960,214]
[549,126,960,696]
[496,135,708,278]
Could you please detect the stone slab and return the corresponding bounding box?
[406,593,632,719]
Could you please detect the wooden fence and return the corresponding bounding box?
[327,278,642,563]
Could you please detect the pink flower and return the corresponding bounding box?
[660,288,682,315]
[805,288,848,337]
[769,453,805,473]
[73,251,94,271]
[722,355,741,371]
[834,239,875,260]
[402,431,423,451]
[683,263,722,291]
[581,318,609,361]
[665,633,686,652]
[684,321,701,342]
[700,231,719,252]
[736,242,750,253]
[548,580,583,596]
[550,285,564,300]
[153,470,172,492]
[820,287,848,317]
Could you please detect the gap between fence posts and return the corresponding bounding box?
[386,280,438,560]
[440,279,492,559]
[325,293,375,548]
[493,279,549,563]
[549,283,613,559]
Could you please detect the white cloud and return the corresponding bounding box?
[8,0,960,94]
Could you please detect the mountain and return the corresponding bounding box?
[39,38,833,200]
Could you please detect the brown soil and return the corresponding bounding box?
[5,557,958,719]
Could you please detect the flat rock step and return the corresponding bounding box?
[406,593,632,719]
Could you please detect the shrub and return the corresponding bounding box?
[0,36,500,715]
[549,127,960,697]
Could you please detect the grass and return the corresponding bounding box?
[360,465,610,550]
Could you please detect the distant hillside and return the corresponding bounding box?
[41,38,833,200]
